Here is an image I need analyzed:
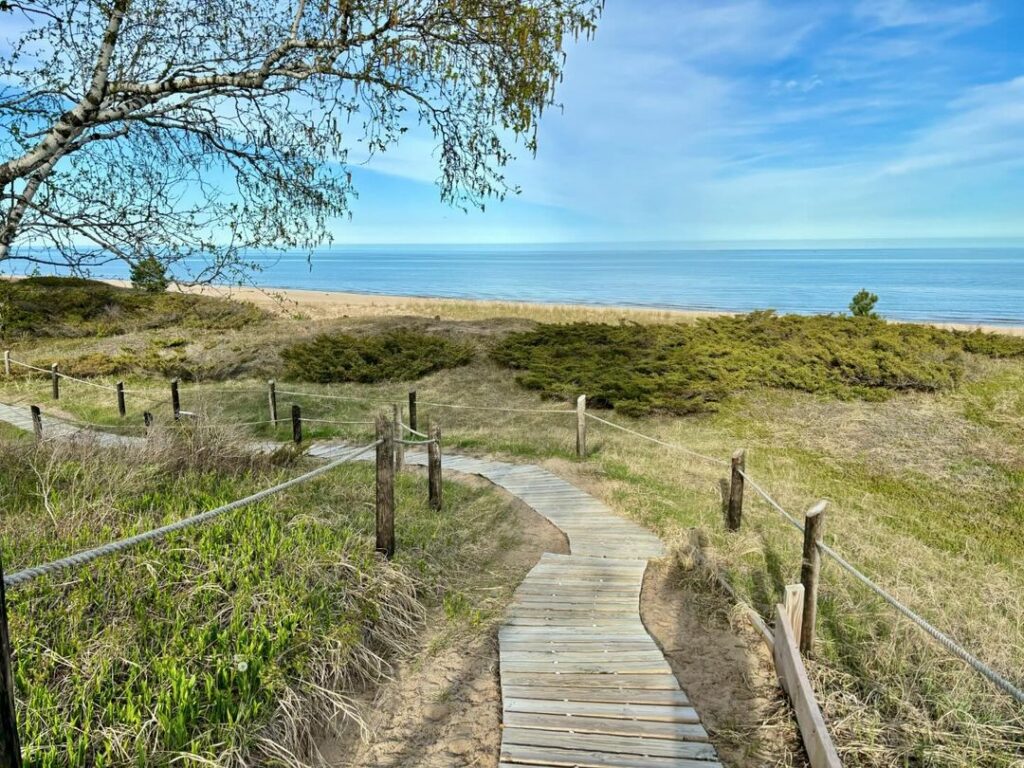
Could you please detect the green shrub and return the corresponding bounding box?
[0,276,265,339]
[492,313,1024,416]
[282,329,474,383]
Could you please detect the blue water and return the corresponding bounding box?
[24,244,1024,325]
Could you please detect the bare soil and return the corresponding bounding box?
[319,482,567,768]
[641,558,808,767]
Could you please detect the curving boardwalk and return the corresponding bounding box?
[310,443,722,768]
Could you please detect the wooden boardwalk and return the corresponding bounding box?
[310,443,722,768]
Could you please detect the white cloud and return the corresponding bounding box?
[853,0,992,29]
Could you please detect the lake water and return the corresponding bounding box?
[42,244,1024,325]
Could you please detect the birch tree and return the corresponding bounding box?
[0,0,602,282]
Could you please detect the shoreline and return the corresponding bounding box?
[12,276,1016,334]
[146,280,1024,336]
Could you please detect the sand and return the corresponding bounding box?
[95,278,1024,334]
[169,282,1024,335]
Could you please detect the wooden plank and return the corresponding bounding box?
[773,605,842,768]
[501,661,670,674]
[502,728,718,760]
[504,699,701,723]
[499,744,721,768]
[501,686,689,706]
[502,651,666,663]
[502,712,708,741]
[500,673,681,690]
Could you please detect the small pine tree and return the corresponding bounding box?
[849,289,879,318]
[130,255,170,293]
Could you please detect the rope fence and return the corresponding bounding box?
[2,361,1021,705]
[581,411,1024,705]
[3,441,379,589]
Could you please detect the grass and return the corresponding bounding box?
[0,420,521,766]
[1,280,1023,766]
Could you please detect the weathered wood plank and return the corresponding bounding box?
[502,712,709,741]
[501,686,689,706]
[502,728,718,760]
[499,744,721,768]
[773,604,842,768]
[504,699,701,723]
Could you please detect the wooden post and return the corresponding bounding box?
[143,411,153,434]
[727,449,746,531]
[408,390,417,433]
[29,406,41,441]
[0,555,23,768]
[170,378,180,421]
[291,404,302,444]
[799,501,828,655]
[428,423,442,511]
[2,351,9,378]
[376,414,396,558]
[784,583,805,643]
[50,364,58,400]
[116,381,126,418]
[576,394,587,459]
[392,403,404,472]
[268,380,278,423]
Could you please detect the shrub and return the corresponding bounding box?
[129,255,170,293]
[282,329,474,383]
[0,276,265,338]
[849,289,879,318]
[492,313,1024,416]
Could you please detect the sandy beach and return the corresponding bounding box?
[144,281,1024,336]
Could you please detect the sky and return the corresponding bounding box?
[338,0,1024,245]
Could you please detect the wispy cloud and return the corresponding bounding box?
[342,0,1024,243]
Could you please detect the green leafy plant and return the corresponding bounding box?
[282,330,474,383]
[849,289,879,318]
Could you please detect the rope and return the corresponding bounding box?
[190,419,280,429]
[415,403,577,415]
[10,359,119,392]
[301,418,375,426]
[584,412,729,467]
[277,388,392,405]
[3,441,380,589]
[400,422,428,438]
[396,437,437,446]
[737,469,1024,704]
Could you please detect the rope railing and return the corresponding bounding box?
[400,422,428,438]
[584,411,729,467]
[737,468,1024,704]
[582,406,1024,704]
[3,441,380,589]
[396,437,438,446]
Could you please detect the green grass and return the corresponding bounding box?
[281,329,474,384]
[0,428,516,766]
[492,313,1024,415]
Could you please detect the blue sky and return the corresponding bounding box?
[339,0,1024,245]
